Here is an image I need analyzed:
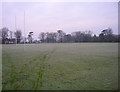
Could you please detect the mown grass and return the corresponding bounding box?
[2,43,118,90]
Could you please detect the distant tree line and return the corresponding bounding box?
[39,28,120,43]
[0,27,120,44]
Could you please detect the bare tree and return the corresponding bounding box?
[99,28,113,42]
[64,34,72,42]
[39,32,45,43]
[28,32,33,43]
[57,30,65,42]
[14,30,22,43]
[52,32,57,42]
[1,27,9,44]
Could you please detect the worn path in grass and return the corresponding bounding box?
[2,43,118,90]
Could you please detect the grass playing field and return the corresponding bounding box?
[2,43,118,90]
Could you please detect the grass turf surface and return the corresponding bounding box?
[2,43,118,90]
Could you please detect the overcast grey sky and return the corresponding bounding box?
[2,2,118,39]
